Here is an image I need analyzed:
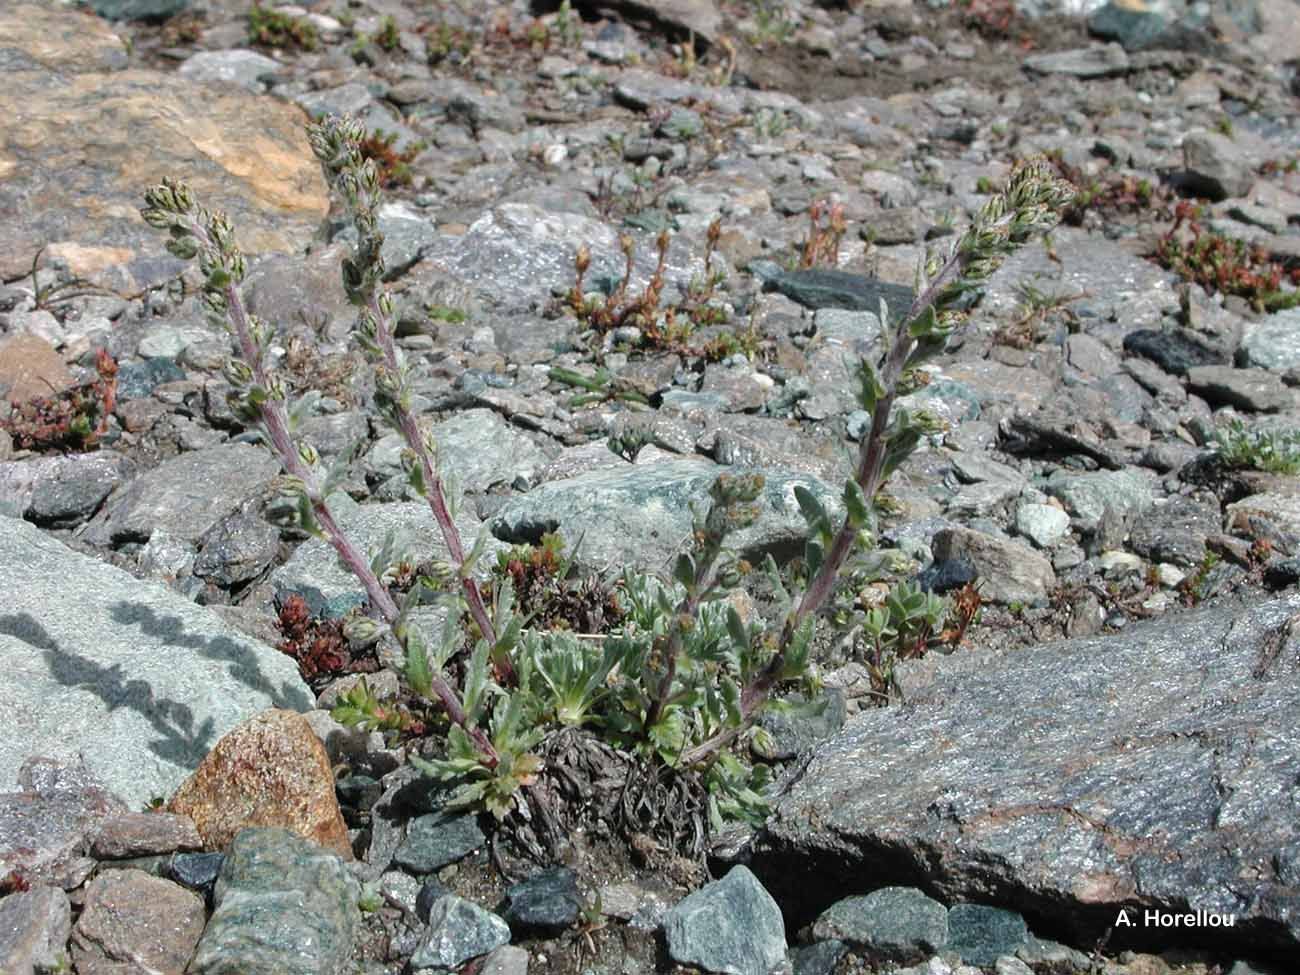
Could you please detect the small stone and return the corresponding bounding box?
[503,866,582,932]
[1224,493,1300,555]
[1155,563,1186,588]
[0,884,72,975]
[915,555,978,594]
[166,851,225,899]
[791,939,848,975]
[1263,556,1300,590]
[70,869,206,975]
[0,333,74,405]
[416,876,454,922]
[1122,329,1223,375]
[480,944,531,975]
[663,866,787,975]
[1238,309,1300,373]
[90,810,203,859]
[1098,550,1144,578]
[189,827,359,975]
[1024,43,1129,78]
[813,886,948,962]
[394,809,486,873]
[1182,129,1256,201]
[410,895,510,970]
[946,903,1027,966]
[167,709,353,859]
[1186,365,1292,413]
[931,527,1055,606]
[1015,502,1071,548]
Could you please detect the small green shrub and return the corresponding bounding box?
[1213,418,1300,475]
[248,2,318,51]
[142,117,1072,836]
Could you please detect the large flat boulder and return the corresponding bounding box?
[0,515,313,807]
[755,594,1300,958]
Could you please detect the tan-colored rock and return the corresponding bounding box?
[0,333,75,405]
[0,4,328,287]
[167,709,352,860]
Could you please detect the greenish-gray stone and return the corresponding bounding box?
[762,268,915,314]
[189,828,359,975]
[946,903,1027,965]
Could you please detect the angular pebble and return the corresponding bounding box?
[189,828,360,975]
[70,869,205,975]
[663,865,787,975]
[812,887,948,962]
[410,895,510,970]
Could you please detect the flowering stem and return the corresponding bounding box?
[157,199,498,766]
[681,160,1075,767]
[361,292,510,682]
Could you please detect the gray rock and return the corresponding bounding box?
[983,228,1173,334]
[1124,327,1226,375]
[88,0,188,21]
[1128,497,1219,567]
[490,459,842,574]
[790,939,847,975]
[1186,365,1293,413]
[193,512,282,587]
[812,308,884,347]
[0,515,312,808]
[481,944,531,975]
[811,887,948,961]
[368,408,547,492]
[116,356,185,400]
[604,0,721,44]
[1023,43,1130,77]
[0,757,124,890]
[410,895,510,970]
[1044,467,1156,552]
[760,594,1300,957]
[84,442,282,546]
[0,451,133,526]
[946,903,1028,966]
[1183,129,1256,201]
[700,362,774,413]
[1066,332,1120,378]
[0,884,71,975]
[294,83,421,154]
[1014,502,1071,549]
[612,68,707,109]
[423,202,704,312]
[270,491,504,619]
[760,267,914,314]
[931,526,1056,606]
[335,202,439,280]
[178,50,282,91]
[393,810,486,874]
[1087,0,1182,51]
[243,243,357,344]
[190,828,360,975]
[663,865,787,975]
[503,866,582,931]
[1239,309,1300,372]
